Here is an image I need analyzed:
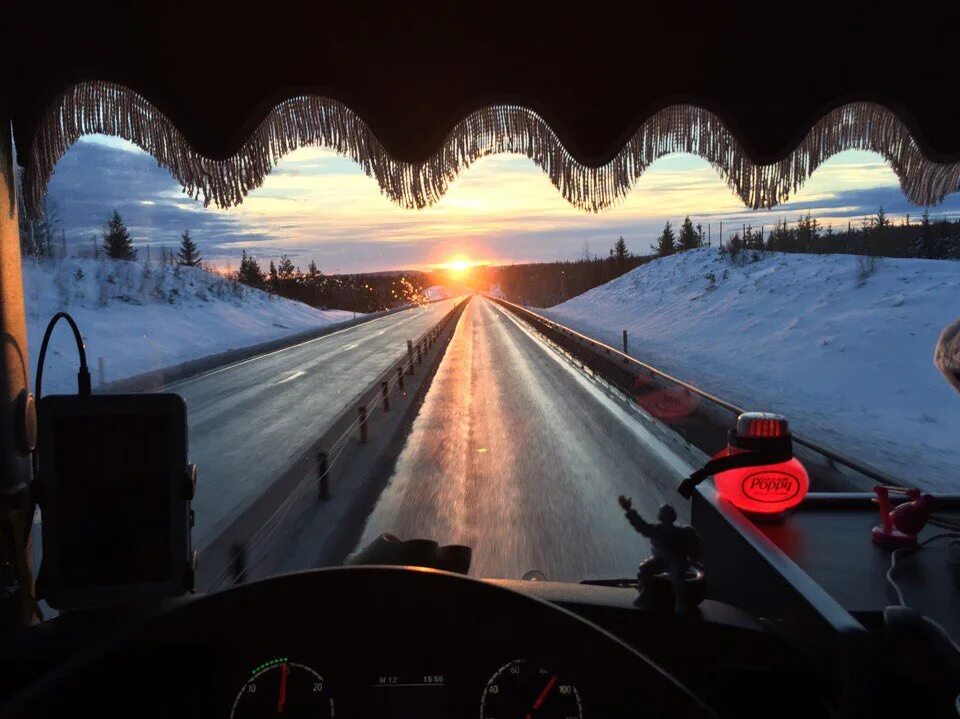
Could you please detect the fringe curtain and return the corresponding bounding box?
[22,80,960,219]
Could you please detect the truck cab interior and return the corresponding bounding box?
[1,3,960,718]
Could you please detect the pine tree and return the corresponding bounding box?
[726,232,744,261]
[268,260,279,292]
[677,216,701,251]
[237,250,266,287]
[916,208,940,259]
[277,254,296,279]
[652,222,676,256]
[613,236,629,261]
[307,259,322,280]
[176,229,202,266]
[102,210,137,260]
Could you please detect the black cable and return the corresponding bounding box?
[35,311,91,401]
[886,532,960,608]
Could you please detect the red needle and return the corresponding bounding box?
[277,663,288,714]
[525,674,558,719]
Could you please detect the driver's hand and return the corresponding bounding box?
[345,533,472,574]
[618,495,632,511]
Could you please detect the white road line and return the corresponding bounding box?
[165,304,445,390]
[276,370,306,384]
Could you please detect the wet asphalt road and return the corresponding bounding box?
[172,299,457,545]
[358,297,695,582]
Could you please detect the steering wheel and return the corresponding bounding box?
[3,567,715,718]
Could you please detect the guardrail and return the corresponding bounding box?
[488,295,901,491]
[198,296,470,590]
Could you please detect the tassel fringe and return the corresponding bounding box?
[23,81,960,219]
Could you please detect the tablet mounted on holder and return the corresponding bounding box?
[35,393,196,610]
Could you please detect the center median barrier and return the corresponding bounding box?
[195,296,471,591]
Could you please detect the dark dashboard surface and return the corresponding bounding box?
[1,567,832,718]
[3,567,718,718]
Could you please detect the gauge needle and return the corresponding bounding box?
[277,663,288,714]
[525,674,558,719]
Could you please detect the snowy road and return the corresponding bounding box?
[175,299,458,545]
[358,297,696,582]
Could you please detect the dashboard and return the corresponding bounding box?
[1,567,821,718]
[228,655,589,718]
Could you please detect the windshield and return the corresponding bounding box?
[23,134,960,594]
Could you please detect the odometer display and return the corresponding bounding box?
[230,659,334,718]
[480,659,582,719]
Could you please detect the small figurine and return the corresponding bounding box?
[618,495,703,614]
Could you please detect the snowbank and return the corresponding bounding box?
[23,258,354,394]
[543,248,960,492]
[423,285,450,301]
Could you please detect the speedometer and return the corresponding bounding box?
[230,658,334,718]
[480,659,583,719]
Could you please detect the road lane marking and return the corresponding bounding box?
[165,301,454,390]
[276,370,306,384]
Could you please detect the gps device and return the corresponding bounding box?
[35,393,195,610]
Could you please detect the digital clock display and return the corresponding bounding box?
[367,672,447,718]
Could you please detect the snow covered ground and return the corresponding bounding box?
[23,258,355,394]
[542,248,960,492]
[423,285,451,301]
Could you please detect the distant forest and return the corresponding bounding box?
[234,251,432,313]
[18,192,960,314]
[650,209,960,261]
[466,256,653,307]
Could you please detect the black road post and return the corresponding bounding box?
[397,365,404,391]
[623,329,629,355]
[230,542,248,584]
[407,340,415,374]
[359,405,368,443]
[316,450,329,500]
[381,381,390,411]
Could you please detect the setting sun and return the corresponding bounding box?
[443,255,474,277]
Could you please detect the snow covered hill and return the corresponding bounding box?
[23,258,354,394]
[542,248,960,492]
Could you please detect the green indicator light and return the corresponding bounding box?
[251,657,289,676]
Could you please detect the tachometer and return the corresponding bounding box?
[480,659,582,719]
[230,658,334,718]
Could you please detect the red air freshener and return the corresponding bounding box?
[678,412,809,516]
[714,413,808,515]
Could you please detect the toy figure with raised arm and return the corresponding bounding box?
[618,495,703,614]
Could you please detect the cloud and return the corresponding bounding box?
[45,137,960,272]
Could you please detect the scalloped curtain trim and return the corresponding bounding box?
[23,80,960,219]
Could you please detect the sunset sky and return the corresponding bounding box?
[44,134,960,274]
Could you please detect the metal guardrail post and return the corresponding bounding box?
[623,329,628,355]
[407,340,415,375]
[381,381,390,411]
[396,365,404,391]
[358,405,368,443]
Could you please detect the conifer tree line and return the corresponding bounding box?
[234,250,430,313]
[464,237,653,307]
[650,209,960,260]
[18,201,211,269]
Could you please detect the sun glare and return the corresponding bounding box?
[444,255,473,277]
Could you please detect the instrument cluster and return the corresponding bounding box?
[228,656,586,718]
